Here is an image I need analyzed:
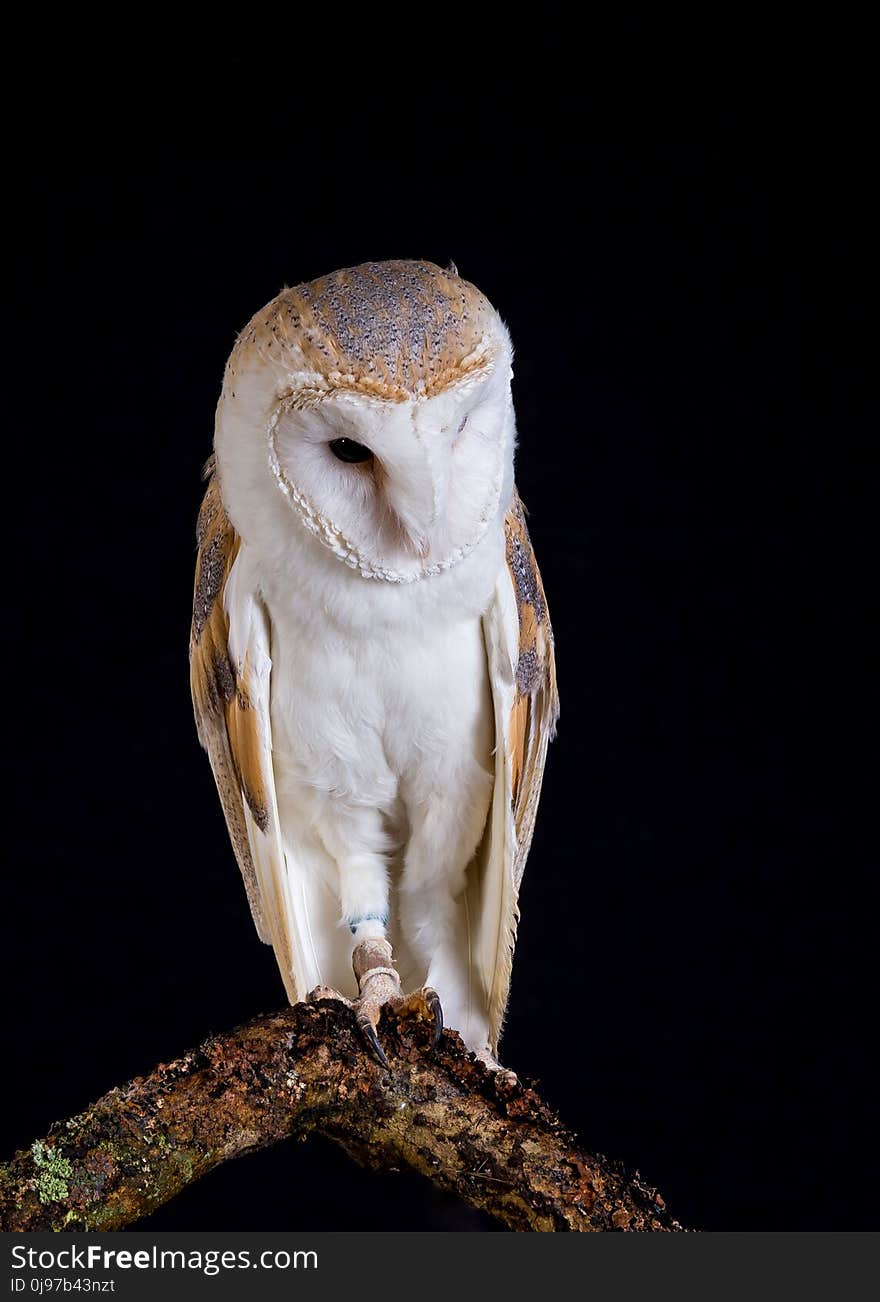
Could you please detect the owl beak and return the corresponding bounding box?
[374,459,434,558]
[376,419,453,560]
[387,487,442,560]
[386,503,431,559]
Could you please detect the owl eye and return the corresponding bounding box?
[329,438,374,464]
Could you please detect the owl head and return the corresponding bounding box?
[214,261,515,584]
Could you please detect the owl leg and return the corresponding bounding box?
[399,772,494,1052]
[311,801,392,946]
[307,805,411,1064]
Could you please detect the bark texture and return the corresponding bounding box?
[0,1002,681,1232]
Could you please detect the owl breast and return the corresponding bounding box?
[265,587,495,849]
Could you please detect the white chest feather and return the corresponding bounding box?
[268,603,493,815]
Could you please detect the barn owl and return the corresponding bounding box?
[190,260,558,1066]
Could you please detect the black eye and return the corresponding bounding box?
[329,438,373,464]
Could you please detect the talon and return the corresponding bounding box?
[357,1014,389,1067]
[425,988,443,1046]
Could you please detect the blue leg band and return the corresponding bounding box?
[349,913,388,935]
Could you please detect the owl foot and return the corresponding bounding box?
[350,940,443,1065]
[305,981,390,1063]
[308,944,444,1065]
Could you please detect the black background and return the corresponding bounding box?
[4,42,876,1232]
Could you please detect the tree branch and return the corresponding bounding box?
[0,1002,681,1232]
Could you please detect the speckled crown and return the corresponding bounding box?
[230,260,502,400]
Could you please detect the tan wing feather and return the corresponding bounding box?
[189,461,271,943]
[505,490,559,884]
[477,490,559,1053]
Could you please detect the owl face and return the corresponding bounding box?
[215,260,515,584]
[267,360,513,582]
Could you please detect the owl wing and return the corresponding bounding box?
[189,463,298,1001]
[475,490,559,1052]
